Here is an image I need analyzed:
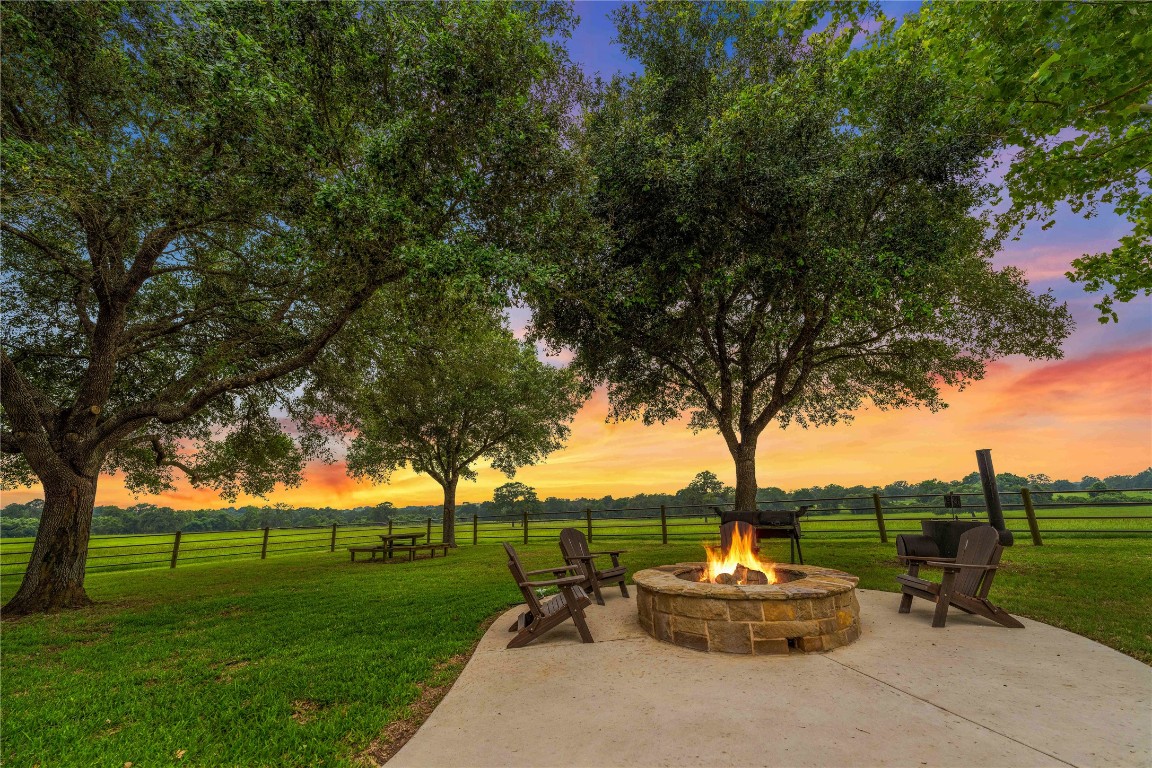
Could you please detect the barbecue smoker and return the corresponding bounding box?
[896,448,1016,559]
[714,505,809,564]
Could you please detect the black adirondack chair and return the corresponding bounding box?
[503,543,594,648]
[897,525,1024,629]
[559,528,629,606]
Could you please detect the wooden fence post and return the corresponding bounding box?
[427,517,433,543]
[170,530,182,569]
[261,527,270,559]
[522,510,529,544]
[388,518,393,536]
[330,522,338,552]
[1021,487,1043,546]
[473,514,479,546]
[660,504,668,545]
[872,494,888,544]
[585,508,592,543]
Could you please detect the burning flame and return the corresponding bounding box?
[701,524,777,584]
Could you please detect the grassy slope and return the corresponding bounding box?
[2,538,1149,767]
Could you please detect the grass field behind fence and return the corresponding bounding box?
[0,524,395,579]
[2,502,1149,582]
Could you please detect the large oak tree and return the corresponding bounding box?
[0,1,584,614]
[529,2,1074,512]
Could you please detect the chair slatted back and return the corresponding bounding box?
[503,543,543,616]
[559,528,591,560]
[559,528,593,580]
[954,525,1002,596]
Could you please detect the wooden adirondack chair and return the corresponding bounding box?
[503,543,595,649]
[897,525,1024,629]
[559,528,629,606]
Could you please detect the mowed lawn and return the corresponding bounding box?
[2,537,1150,767]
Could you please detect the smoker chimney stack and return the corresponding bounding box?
[976,449,1014,546]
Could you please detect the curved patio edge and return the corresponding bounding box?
[388,588,1151,767]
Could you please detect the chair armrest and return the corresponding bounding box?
[928,561,999,571]
[588,550,627,556]
[524,565,580,576]
[899,556,956,563]
[519,575,586,588]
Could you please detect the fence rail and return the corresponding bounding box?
[1,488,1148,580]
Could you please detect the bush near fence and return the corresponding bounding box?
[1,488,1148,581]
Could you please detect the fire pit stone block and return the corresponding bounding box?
[634,563,861,655]
[754,638,790,655]
[671,596,728,621]
[707,621,753,654]
[727,601,766,622]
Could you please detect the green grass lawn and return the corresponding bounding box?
[2,537,1150,767]
[0,525,394,579]
[2,503,1146,579]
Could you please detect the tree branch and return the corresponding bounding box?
[0,349,69,480]
[148,438,200,482]
[93,281,383,446]
[0,222,89,281]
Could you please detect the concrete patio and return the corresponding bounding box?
[390,589,1151,767]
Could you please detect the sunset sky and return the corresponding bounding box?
[5,2,1149,510]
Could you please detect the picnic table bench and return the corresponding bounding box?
[389,542,451,561]
[349,545,387,562]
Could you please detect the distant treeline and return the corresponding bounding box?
[2,468,1149,538]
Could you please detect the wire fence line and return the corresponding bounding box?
[1,488,1148,580]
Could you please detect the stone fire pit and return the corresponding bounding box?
[634,563,861,654]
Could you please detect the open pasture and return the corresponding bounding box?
[3,501,1148,582]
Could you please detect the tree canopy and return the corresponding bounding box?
[676,471,733,508]
[493,482,541,510]
[892,1,1152,322]
[529,1,1073,511]
[0,0,584,613]
[298,284,586,545]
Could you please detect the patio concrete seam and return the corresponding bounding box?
[474,635,649,655]
[821,654,1080,768]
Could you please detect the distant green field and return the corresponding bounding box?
[473,503,1152,545]
[2,504,1148,581]
[0,525,392,578]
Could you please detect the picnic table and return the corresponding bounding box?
[348,532,450,562]
[378,532,425,558]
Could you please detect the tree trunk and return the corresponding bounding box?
[2,473,97,616]
[441,476,458,547]
[732,442,759,512]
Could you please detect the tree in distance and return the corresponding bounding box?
[493,481,543,528]
[528,2,1074,513]
[299,286,586,546]
[0,1,584,614]
[891,1,1152,322]
[676,471,734,509]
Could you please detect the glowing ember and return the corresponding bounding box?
[700,523,777,584]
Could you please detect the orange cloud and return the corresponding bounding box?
[979,347,1150,421]
[3,347,1149,510]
